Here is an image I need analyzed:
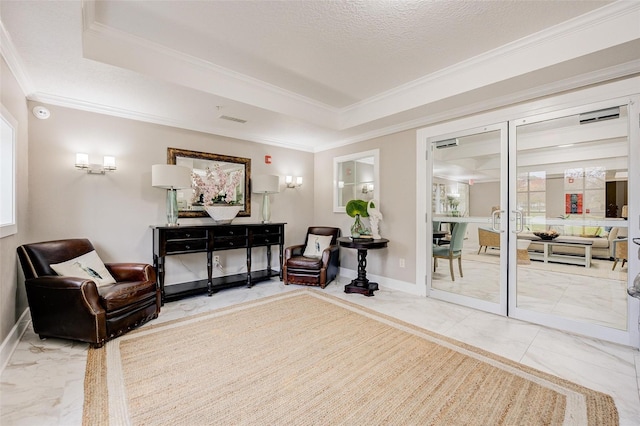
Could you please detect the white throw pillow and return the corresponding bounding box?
[303,234,333,258]
[50,250,116,286]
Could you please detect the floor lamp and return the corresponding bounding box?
[252,175,280,223]
[152,164,192,226]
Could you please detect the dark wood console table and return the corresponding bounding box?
[337,237,389,297]
[152,223,285,303]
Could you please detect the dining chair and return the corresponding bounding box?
[433,222,468,281]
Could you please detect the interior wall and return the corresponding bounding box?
[0,57,29,343]
[546,177,564,218]
[314,129,417,289]
[26,102,314,285]
[468,181,499,217]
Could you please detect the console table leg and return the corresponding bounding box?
[246,247,252,287]
[207,252,213,296]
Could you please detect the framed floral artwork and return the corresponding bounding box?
[167,147,251,218]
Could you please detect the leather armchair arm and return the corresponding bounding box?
[105,263,156,283]
[284,244,305,260]
[321,245,340,266]
[24,276,107,344]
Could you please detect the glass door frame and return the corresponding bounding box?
[421,122,509,316]
[507,95,639,347]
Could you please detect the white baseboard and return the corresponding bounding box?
[0,308,30,373]
[338,268,425,297]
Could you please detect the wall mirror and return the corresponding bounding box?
[333,149,379,213]
[168,147,251,218]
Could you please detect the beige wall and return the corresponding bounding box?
[469,182,499,217]
[26,103,314,284]
[315,129,417,287]
[0,57,29,342]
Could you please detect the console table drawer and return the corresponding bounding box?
[213,227,246,238]
[255,225,282,235]
[165,229,208,241]
[252,234,283,246]
[213,237,247,249]
[166,239,208,253]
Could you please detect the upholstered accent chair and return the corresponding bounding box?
[478,228,500,254]
[283,227,341,288]
[17,239,160,347]
[433,222,468,281]
[612,239,628,270]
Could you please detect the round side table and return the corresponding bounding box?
[337,237,389,297]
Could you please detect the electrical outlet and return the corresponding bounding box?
[399,258,405,268]
[213,255,220,263]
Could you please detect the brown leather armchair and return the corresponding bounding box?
[283,227,341,288]
[17,239,160,348]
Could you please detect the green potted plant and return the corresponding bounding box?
[346,199,371,238]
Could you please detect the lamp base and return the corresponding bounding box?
[261,192,271,223]
[166,189,180,226]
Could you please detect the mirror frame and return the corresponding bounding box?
[333,149,380,213]
[167,147,251,218]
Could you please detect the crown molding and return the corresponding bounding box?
[337,1,640,129]
[318,60,640,152]
[0,19,36,97]
[28,92,316,153]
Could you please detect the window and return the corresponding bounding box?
[517,171,546,230]
[0,105,17,237]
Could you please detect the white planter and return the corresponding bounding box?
[205,205,241,224]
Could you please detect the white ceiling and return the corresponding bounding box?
[1,0,639,152]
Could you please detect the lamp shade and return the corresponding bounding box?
[252,175,280,193]
[621,205,628,218]
[152,165,192,189]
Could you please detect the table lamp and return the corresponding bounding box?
[152,164,192,226]
[252,175,280,223]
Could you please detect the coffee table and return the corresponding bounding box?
[527,237,593,267]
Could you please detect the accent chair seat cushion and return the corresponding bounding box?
[98,279,159,311]
[286,256,324,269]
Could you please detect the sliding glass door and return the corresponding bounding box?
[428,124,508,315]
[423,95,638,345]
[509,101,632,342]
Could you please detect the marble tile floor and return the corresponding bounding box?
[1,278,639,425]
[433,250,629,330]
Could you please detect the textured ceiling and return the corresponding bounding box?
[1,0,638,152]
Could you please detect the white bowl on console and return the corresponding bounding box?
[205,205,241,224]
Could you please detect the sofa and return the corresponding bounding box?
[518,226,627,259]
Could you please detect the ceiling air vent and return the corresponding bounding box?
[219,115,247,124]
[579,107,619,124]
[434,138,459,149]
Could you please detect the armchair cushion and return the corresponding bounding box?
[303,234,334,258]
[50,250,116,286]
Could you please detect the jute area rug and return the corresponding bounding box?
[83,290,618,425]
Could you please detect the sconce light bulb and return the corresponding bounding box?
[103,156,116,171]
[75,153,89,169]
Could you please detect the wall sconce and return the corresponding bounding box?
[361,183,374,194]
[285,176,303,188]
[75,153,117,174]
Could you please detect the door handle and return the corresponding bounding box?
[491,209,503,232]
[512,210,524,233]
